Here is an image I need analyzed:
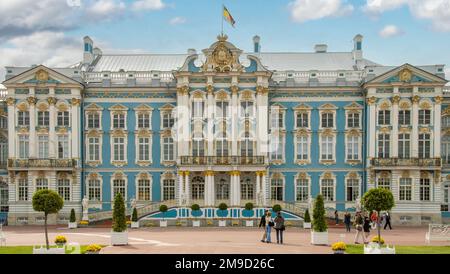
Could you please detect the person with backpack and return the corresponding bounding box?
[259,210,268,243]
[274,211,285,244]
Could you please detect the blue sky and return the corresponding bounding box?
[1,0,450,81]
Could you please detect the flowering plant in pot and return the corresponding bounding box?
[85,244,102,254]
[159,205,168,227]
[243,202,255,227]
[191,204,201,227]
[54,235,67,247]
[68,208,77,229]
[218,203,228,227]
[331,242,347,254]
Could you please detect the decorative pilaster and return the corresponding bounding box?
[7,98,16,158]
[184,171,190,205]
[231,86,239,155]
[391,95,400,157]
[260,171,267,206]
[204,170,215,206]
[229,170,241,206]
[48,97,57,158]
[71,98,80,160]
[178,171,185,206]
[411,93,420,157]
[27,96,37,158]
[434,96,443,157]
[256,86,269,156]
[206,88,214,156]
[256,171,261,206]
[367,96,376,160]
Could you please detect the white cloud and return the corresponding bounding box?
[363,0,450,32]
[132,0,165,11]
[169,17,187,25]
[379,25,404,38]
[288,0,354,23]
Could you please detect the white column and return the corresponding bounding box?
[184,171,190,205]
[229,171,235,206]
[261,171,267,206]
[391,96,399,158]
[207,91,214,156]
[256,172,261,206]
[71,98,80,159]
[434,97,442,157]
[204,173,210,206]
[7,98,15,158]
[176,86,190,157]
[178,171,184,206]
[412,92,419,158]
[48,98,56,158]
[210,172,215,206]
[256,88,269,156]
[231,88,238,155]
[368,98,376,159]
[235,172,241,206]
[28,96,37,159]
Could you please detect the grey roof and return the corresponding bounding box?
[90,54,190,72]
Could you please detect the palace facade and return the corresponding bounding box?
[1,34,449,225]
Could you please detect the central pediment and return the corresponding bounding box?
[201,35,243,73]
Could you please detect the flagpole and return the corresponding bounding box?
[221,4,224,36]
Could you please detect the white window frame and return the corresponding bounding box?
[57,135,70,159]
[320,134,335,162]
[399,178,413,201]
[295,111,310,129]
[57,111,70,127]
[111,112,126,130]
[136,136,152,163]
[86,112,101,130]
[57,178,71,201]
[38,135,49,159]
[161,177,176,201]
[111,177,127,201]
[112,136,127,163]
[136,177,152,201]
[320,177,335,202]
[162,136,175,162]
[295,176,310,202]
[18,135,29,159]
[345,176,360,202]
[86,137,101,163]
[345,135,360,162]
[295,134,310,163]
[346,112,361,129]
[87,176,102,202]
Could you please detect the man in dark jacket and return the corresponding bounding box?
[259,210,268,243]
[384,212,392,230]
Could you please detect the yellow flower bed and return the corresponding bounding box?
[206,220,213,226]
[331,241,347,251]
[54,235,67,244]
[371,236,385,244]
[232,220,239,226]
[126,221,132,225]
[86,244,102,253]
[176,221,183,226]
[79,220,89,225]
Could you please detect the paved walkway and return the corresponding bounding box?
[2,225,448,254]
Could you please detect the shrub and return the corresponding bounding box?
[191,204,200,211]
[304,209,311,223]
[86,244,102,253]
[112,193,126,233]
[245,202,254,211]
[54,235,67,245]
[312,194,327,232]
[331,241,347,251]
[159,205,168,221]
[272,204,282,213]
[70,208,76,223]
[218,203,228,211]
[131,208,138,222]
[32,189,64,249]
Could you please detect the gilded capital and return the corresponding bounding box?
[256,85,268,95]
[177,85,189,96]
[178,171,185,176]
[204,170,215,176]
[230,85,239,94]
[412,95,420,104]
[6,97,15,106]
[206,85,214,94]
[27,96,37,105]
[435,96,443,104]
[71,98,81,106]
[184,171,190,176]
[47,97,57,105]
[229,170,241,176]
[391,95,401,104]
[367,96,376,105]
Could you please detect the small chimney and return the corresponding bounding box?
[314,44,328,53]
[253,35,261,53]
[83,36,94,65]
[188,48,197,55]
[93,47,102,58]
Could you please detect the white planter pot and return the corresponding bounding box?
[33,247,65,254]
[131,222,139,229]
[68,222,77,229]
[303,222,311,229]
[245,220,254,227]
[159,220,167,227]
[219,220,227,227]
[111,231,128,246]
[364,243,396,254]
[311,231,328,245]
[192,220,201,227]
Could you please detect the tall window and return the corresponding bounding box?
[163,179,175,200]
[270,135,283,161]
[420,178,431,201]
[17,111,30,126]
[346,179,359,202]
[321,135,334,160]
[37,111,50,127]
[443,116,450,127]
[296,112,308,128]
[0,116,7,129]
[398,134,410,159]
[321,179,334,201]
[191,177,204,200]
[321,113,334,128]
[216,101,229,118]
[346,136,359,160]
[137,113,150,129]
[270,110,283,129]
[58,136,69,159]
[241,178,254,200]
[18,179,28,201]
[442,136,450,164]
[112,113,125,129]
[87,137,100,161]
[419,109,431,125]
[271,178,283,201]
[138,137,150,162]
[347,113,360,128]
[19,135,29,159]
[377,177,391,190]
[192,101,204,119]
[0,142,7,166]
[216,179,229,200]
[57,179,70,201]
[38,135,49,159]
[112,179,126,200]
[241,101,254,118]
[57,111,70,127]
[88,179,101,201]
[296,136,308,160]
[399,178,412,201]
[240,134,254,157]
[419,133,431,158]
[87,113,100,129]
[137,179,151,201]
[162,112,174,128]
[378,110,390,125]
[113,137,125,161]
[36,178,48,191]
[216,136,228,157]
[378,134,390,158]
[296,179,309,202]
[399,110,411,125]
[163,137,174,161]
[192,139,205,157]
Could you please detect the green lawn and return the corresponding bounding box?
[346,244,450,254]
[0,245,103,254]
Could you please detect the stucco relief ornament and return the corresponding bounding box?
[130,198,137,211]
[82,195,89,221]
[399,69,412,82]
[201,35,243,73]
[36,70,49,82]
[355,197,362,212]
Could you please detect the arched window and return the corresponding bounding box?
[191,176,205,200]
[216,178,229,200]
[271,178,283,201]
[241,177,254,200]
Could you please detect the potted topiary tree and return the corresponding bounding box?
[272,204,282,213]
[243,202,255,227]
[191,204,201,227]
[218,203,228,227]
[311,194,328,245]
[68,208,77,229]
[32,189,64,252]
[131,207,139,229]
[303,209,311,229]
[159,205,168,227]
[362,188,395,254]
[111,193,128,245]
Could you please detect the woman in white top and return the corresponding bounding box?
[265,211,274,243]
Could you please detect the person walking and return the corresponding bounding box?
[259,210,268,242]
[363,215,371,240]
[344,211,351,232]
[353,211,367,244]
[384,211,392,230]
[274,211,285,244]
[370,210,378,230]
[334,210,339,225]
[265,211,274,243]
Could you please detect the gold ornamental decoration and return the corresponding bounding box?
[6,97,15,106]
[36,70,49,82]
[435,96,443,104]
[412,95,420,104]
[27,97,37,105]
[399,68,412,82]
[367,96,376,105]
[47,97,57,105]
[71,98,81,106]
[201,35,243,73]
[391,95,401,104]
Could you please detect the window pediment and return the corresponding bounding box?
[293,103,312,111]
[319,103,338,110]
[134,104,153,112]
[85,103,103,111]
[344,102,363,110]
[108,104,128,111]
